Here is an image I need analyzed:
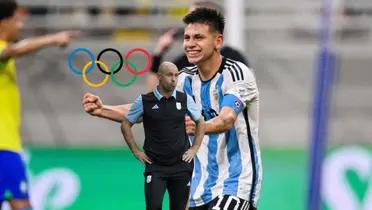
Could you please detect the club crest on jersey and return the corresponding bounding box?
[146,175,152,183]
[235,100,241,108]
[236,84,249,99]
[176,102,182,110]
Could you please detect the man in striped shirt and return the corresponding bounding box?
[82,8,262,210]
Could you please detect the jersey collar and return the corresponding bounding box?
[199,56,227,83]
[153,86,177,100]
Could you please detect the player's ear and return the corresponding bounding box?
[215,33,224,51]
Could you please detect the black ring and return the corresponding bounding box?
[96,48,124,75]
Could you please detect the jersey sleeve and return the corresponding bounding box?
[177,66,198,98]
[176,71,187,93]
[124,95,144,124]
[186,94,201,122]
[222,61,259,114]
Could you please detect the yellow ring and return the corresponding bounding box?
[82,61,110,88]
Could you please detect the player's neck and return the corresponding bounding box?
[0,32,8,41]
[197,52,222,81]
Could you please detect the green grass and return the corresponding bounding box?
[26,147,308,210]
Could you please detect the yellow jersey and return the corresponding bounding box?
[0,39,22,152]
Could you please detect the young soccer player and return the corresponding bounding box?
[0,1,77,209]
[82,8,262,210]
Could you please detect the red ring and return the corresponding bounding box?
[124,48,152,75]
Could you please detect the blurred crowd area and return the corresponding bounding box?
[14,0,372,147]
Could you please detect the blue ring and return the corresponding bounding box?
[67,48,95,76]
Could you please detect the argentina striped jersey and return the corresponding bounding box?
[176,57,263,207]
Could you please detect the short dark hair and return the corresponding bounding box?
[0,0,18,21]
[192,1,224,14]
[183,8,225,34]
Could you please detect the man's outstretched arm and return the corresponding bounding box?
[82,92,132,123]
[0,31,79,61]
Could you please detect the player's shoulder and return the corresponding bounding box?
[176,66,197,92]
[179,65,198,76]
[223,58,255,82]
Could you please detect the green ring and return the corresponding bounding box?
[110,60,138,87]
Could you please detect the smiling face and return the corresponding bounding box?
[183,23,223,65]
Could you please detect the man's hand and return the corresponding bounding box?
[82,92,103,117]
[185,116,196,135]
[182,146,198,163]
[134,150,153,164]
[153,28,178,55]
[50,31,80,47]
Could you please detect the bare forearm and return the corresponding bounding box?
[205,107,237,134]
[192,117,205,149]
[205,116,234,134]
[1,36,57,59]
[121,120,140,153]
[97,104,132,123]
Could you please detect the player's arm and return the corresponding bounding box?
[0,31,78,61]
[206,63,258,134]
[121,118,152,164]
[82,92,132,123]
[185,106,239,135]
[183,95,205,163]
[204,106,238,134]
[188,63,258,135]
[153,28,177,57]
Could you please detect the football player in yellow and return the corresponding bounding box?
[0,0,77,209]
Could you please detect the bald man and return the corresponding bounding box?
[120,62,205,210]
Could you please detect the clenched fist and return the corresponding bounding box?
[82,92,103,117]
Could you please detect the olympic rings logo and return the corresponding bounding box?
[66,47,152,88]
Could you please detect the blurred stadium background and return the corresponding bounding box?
[3,0,371,209]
